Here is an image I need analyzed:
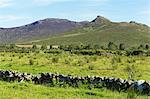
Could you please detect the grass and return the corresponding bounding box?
[0,51,150,98]
[31,23,150,48]
[0,81,150,99]
[0,52,150,80]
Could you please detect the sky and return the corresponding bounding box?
[0,0,150,28]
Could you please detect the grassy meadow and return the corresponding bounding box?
[0,51,150,80]
[0,51,150,98]
[32,25,150,48]
[0,81,150,99]
[0,81,126,99]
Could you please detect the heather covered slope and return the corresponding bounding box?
[32,16,150,48]
[0,18,86,44]
[0,16,149,47]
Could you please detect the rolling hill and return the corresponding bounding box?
[0,18,87,44]
[0,16,150,47]
[32,16,150,47]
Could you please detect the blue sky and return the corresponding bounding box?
[0,0,150,27]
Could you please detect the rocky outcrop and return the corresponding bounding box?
[91,16,111,25]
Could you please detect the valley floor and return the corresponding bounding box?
[0,51,150,98]
[0,52,150,80]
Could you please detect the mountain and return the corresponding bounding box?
[90,15,111,25]
[32,16,150,47]
[0,18,87,44]
[0,16,149,47]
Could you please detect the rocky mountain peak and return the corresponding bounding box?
[91,16,111,25]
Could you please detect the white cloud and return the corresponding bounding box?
[0,0,13,8]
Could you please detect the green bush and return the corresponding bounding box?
[29,59,34,65]
[52,57,59,63]
[88,64,94,70]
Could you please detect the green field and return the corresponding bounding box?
[0,52,150,79]
[0,51,150,98]
[1,81,150,99]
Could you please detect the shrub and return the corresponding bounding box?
[88,64,94,70]
[119,43,125,50]
[29,59,34,65]
[32,45,37,49]
[84,57,90,63]
[127,58,135,63]
[145,44,149,50]
[9,44,16,49]
[125,65,136,80]
[64,59,70,64]
[108,42,118,50]
[91,56,97,61]
[41,45,47,50]
[18,55,23,59]
[111,57,121,70]
[52,57,59,63]
[77,59,84,66]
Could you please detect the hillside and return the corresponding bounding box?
[0,18,87,44]
[32,16,150,47]
[0,16,150,47]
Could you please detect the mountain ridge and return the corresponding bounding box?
[30,16,150,47]
[0,16,149,46]
[0,18,88,44]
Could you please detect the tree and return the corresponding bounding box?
[145,44,149,50]
[119,43,125,50]
[75,44,84,50]
[138,44,144,50]
[84,44,92,50]
[79,43,85,50]
[32,45,37,49]
[59,45,65,50]
[68,44,74,50]
[93,44,100,50]
[49,45,52,49]
[100,46,106,50]
[74,45,80,50]
[10,44,15,49]
[108,42,118,50]
[29,59,34,65]
[41,45,47,50]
